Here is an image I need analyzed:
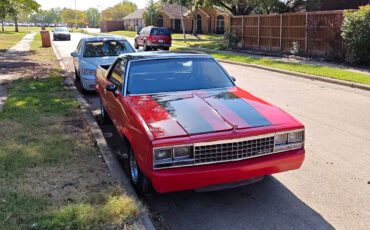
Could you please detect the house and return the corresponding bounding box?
[184,7,230,34]
[122,8,145,31]
[122,3,230,34]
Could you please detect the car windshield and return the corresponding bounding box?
[54,27,68,32]
[150,28,170,35]
[83,40,134,58]
[127,58,234,95]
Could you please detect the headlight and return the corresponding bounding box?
[81,68,96,76]
[274,129,304,152]
[173,146,192,158]
[154,148,172,161]
[274,133,287,146]
[153,145,194,169]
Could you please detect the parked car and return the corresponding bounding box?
[49,23,55,27]
[96,51,305,194]
[53,27,70,41]
[134,26,171,51]
[71,36,135,92]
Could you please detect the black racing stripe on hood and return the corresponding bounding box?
[152,95,215,135]
[210,91,271,128]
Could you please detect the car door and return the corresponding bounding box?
[138,28,146,45]
[104,58,128,133]
[74,40,83,71]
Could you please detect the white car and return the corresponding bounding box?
[71,36,135,92]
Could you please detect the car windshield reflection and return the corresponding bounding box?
[83,40,134,58]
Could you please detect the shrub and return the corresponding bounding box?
[342,5,370,65]
[224,27,241,48]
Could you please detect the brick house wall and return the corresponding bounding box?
[184,8,230,34]
[100,21,124,32]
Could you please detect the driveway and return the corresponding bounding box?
[53,33,370,230]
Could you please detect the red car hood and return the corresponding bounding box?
[127,87,298,139]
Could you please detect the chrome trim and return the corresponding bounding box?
[153,129,304,170]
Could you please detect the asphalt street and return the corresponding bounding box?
[53,32,370,230]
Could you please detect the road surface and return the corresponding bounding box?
[53,32,370,230]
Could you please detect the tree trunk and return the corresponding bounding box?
[192,4,198,35]
[14,16,18,32]
[179,0,186,43]
[1,20,4,31]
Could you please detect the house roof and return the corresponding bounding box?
[122,9,145,20]
[161,3,190,19]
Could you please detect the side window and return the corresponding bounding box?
[109,59,127,93]
[77,40,82,54]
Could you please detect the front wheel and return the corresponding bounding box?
[100,99,111,124]
[163,47,169,51]
[129,148,153,194]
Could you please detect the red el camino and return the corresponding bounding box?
[96,51,305,193]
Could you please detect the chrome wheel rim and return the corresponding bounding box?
[130,151,139,184]
[100,101,105,118]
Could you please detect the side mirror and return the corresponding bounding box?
[106,84,117,92]
[231,76,236,82]
[71,51,78,57]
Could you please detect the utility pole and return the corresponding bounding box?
[75,0,77,29]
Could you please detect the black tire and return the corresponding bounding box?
[53,36,56,41]
[100,99,111,124]
[75,71,87,94]
[134,41,139,49]
[163,47,169,51]
[129,148,153,194]
[153,47,158,51]
[143,42,150,51]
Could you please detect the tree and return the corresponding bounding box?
[61,8,85,27]
[0,0,8,31]
[43,8,62,24]
[143,0,162,26]
[6,0,40,32]
[101,2,136,21]
[84,8,100,28]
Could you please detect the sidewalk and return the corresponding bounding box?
[0,32,37,112]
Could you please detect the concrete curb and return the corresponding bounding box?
[51,44,156,230]
[216,58,370,91]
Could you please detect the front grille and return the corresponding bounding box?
[194,136,274,164]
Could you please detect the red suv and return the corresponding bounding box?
[134,26,172,51]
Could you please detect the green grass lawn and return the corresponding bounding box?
[108,30,137,37]
[171,46,370,85]
[173,40,225,49]
[0,26,54,52]
[171,33,223,40]
[0,33,139,230]
[106,30,223,40]
[0,31,27,51]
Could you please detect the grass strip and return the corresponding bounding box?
[0,33,139,230]
[0,31,27,51]
[171,46,370,85]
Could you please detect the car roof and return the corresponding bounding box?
[83,35,128,42]
[119,51,212,61]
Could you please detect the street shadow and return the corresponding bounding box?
[144,176,334,230]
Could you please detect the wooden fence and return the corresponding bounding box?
[230,10,345,57]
